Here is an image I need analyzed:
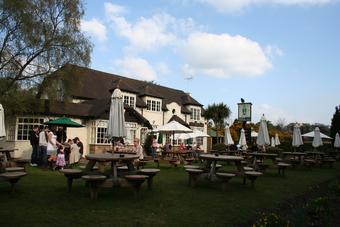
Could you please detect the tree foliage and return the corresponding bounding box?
[0,0,92,95]
[330,105,340,141]
[203,102,231,130]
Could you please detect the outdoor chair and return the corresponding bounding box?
[60,169,83,192]
[185,168,204,187]
[276,162,291,176]
[216,172,236,191]
[139,168,160,190]
[125,174,149,196]
[0,171,27,192]
[82,174,107,200]
[243,171,263,187]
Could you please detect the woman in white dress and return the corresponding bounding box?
[69,138,80,164]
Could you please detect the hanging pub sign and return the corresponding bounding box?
[238,101,252,122]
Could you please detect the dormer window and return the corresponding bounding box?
[122,92,136,108]
[190,107,201,121]
[146,98,161,112]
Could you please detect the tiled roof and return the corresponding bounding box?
[49,64,203,114]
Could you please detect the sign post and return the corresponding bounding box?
[238,100,252,146]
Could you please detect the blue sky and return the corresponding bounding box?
[81,0,340,125]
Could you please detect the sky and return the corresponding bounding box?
[80,0,340,126]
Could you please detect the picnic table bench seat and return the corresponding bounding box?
[304,159,316,168]
[5,167,25,172]
[139,168,160,190]
[243,166,254,171]
[82,175,107,200]
[322,158,336,168]
[256,163,270,172]
[183,165,201,169]
[169,159,180,167]
[243,171,262,187]
[60,169,83,192]
[216,172,236,190]
[125,174,149,196]
[276,162,291,176]
[185,168,204,187]
[0,171,27,192]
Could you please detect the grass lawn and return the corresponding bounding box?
[0,161,340,227]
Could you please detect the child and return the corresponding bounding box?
[55,145,66,170]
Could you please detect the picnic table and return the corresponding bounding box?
[248,152,278,163]
[85,153,139,185]
[199,153,244,180]
[0,148,16,161]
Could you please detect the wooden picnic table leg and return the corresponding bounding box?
[111,161,118,185]
[85,160,97,172]
[209,160,217,180]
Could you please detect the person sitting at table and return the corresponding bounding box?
[132,138,144,160]
[179,142,185,152]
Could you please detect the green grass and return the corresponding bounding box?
[1,162,340,227]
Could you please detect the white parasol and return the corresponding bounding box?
[334,133,340,148]
[256,114,270,151]
[224,125,234,146]
[0,104,5,138]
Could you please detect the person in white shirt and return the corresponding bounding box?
[38,126,49,167]
[133,138,144,160]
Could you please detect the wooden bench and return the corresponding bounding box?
[322,158,336,168]
[79,165,99,171]
[0,172,27,192]
[185,158,195,165]
[169,159,180,167]
[183,165,201,169]
[125,175,149,196]
[185,168,204,187]
[60,169,83,192]
[216,172,236,190]
[12,158,30,170]
[139,168,160,190]
[257,163,270,172]
[243,166,254,171]
[5,167,25,172]
[82,175,107,200]
[277,162,291,176]
[243,171,262,187]
[304,159,316,168]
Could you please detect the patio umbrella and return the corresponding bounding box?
[256,115,270,151]
[157,133,163,144]
[292,124,303,149]
[334,133,340,149]
[0,104,5,138]
[107,88,127,142]
[238,129,247,150]
[224,125,234,147]
[302,130,332,139]
[153,120,192,149]
[271,137,276,147]
[275,133,281,146]
[312,127,323,148]
[44,117,84,127]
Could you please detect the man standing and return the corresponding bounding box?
[74,137,83,160]
[38,126,49,167]
[29,126,40,166]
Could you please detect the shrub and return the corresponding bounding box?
[253,213,289,227]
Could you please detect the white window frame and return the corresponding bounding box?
[16,117,46,141]
[190,107,201,121]
[122,92,136,109]
[146,97,161,112]
[90,120,110,145]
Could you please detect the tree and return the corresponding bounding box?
[330,105,340,141]
[203,102,231,130]
[0,0,92,96]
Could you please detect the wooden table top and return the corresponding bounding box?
[86,153,139,162]
[282,152,305,156]
[199,153,244,161]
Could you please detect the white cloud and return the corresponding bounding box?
[265,45,284,57]
[105,3,177,51]
[81,18,107,42]
[197,0,332,12]
[114,57,157,81]
[156,62,171,75]
[181,32,272,78]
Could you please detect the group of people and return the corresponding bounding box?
[29,126,83,170]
